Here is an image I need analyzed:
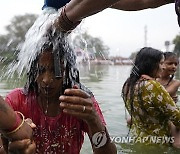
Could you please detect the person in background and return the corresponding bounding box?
[157,52,180,148]
[157,52,180,103]
[122,47,180,148]
[2,32,117,153]
[126,52,180,123]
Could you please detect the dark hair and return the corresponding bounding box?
[24,31,92,96]
[122,47,163,134]
[164,52,178,61]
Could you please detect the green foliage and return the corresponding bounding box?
[73,32,110,59]
[173,35,180,56]
[0,14,37,65]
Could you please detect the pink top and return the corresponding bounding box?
[5,88,105,154]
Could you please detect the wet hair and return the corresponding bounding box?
[163,52,179,86]
[24,31,92,96]
[122,47,163,134]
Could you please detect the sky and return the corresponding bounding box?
[0,0,179,57]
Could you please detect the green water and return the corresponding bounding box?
[1,65,180,154]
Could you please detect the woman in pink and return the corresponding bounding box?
[3,33,116,153]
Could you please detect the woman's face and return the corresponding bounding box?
[153,56,165,78]
[36,50,64,98]
[163,56,179,75]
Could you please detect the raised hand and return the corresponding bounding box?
[59,85,99,124]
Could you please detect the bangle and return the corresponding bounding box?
[5,111,21,132]
[57,5,81,33]
[5,111,25,135]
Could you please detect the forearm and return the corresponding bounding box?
[111,0,174,11]
[0,96,16,131]
[166,82,180,98]
[54,0,119,32]
[65,0,120,22]
[0,96,33,142]
[87,117,117,154]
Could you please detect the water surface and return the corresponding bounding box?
[1,64,180,154]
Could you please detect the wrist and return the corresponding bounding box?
[2,111,25,135]
[86,115,107,136]
[86,113,103,127]
[5,111,21,132]
[55,5,81,33]
[91,126,111,149]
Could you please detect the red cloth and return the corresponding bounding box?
[5,88,105,154]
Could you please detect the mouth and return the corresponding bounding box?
[170,69,176,73]
[42,87,54,94]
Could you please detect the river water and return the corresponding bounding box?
[0,64,180,154]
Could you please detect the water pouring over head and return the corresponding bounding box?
[3,7,60,79]
[23,29,79,96]
[2,7,92,97]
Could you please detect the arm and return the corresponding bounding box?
[65,0,120,21]
[1,92,36,153]
[65,0,175,21]
[0,96,17,131]
[166,80,180,98]
[111,0,175,11]
[0,96,32,141]
[86,97,116,154]
[59,86,117,154]
[0,96,35,153]
[53,0,174,32]
[53,0,120,32]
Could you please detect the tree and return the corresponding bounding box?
[72,32,110,60]
[0,14,37,64]
[173,34,180,57]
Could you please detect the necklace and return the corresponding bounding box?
[163,78,172,87]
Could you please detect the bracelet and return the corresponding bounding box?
[57,6,81,33]
[5,111,25,135]
[5,111,21,132]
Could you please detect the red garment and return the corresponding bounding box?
[5,88,105,154]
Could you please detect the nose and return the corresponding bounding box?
[172,64,177,68]
[42,72,54,87]
[161,63,165,70]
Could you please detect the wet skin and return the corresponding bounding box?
[163,57,179,76]
[153,56,165,78]
[36,50,64,99]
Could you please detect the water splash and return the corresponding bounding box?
[1,6,108,86]
[3,7,63,79]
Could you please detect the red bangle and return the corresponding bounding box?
[5,111,21,132]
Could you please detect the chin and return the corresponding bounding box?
[41,91,54,97]
[154,74,160,78]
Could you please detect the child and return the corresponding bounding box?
[157,52,180,103]
[157,52,180,148]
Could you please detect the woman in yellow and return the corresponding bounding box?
[122,47,180,147]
